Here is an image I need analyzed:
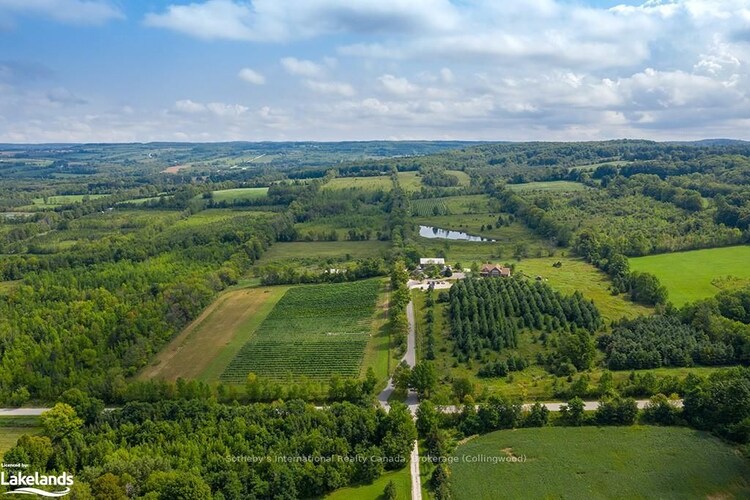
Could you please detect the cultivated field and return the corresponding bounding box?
[139,286,288,381]
[629,245,750,306]
[449,426,750,499]
[220,279,382,382]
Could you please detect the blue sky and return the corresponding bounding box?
[0,0,749,142]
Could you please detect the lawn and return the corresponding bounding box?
[209,187,269,202]
[450,426,750,499]
[507,180,588,192]
[138,286,289,382]
[629,245,750,306]
[220,279,382,382]
[326,465,411,500]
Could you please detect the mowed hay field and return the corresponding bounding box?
[515,257,652,321]
[220,279,382,382]
[139,286,289,382]
[450,426,750,500]
[629,245,750,306]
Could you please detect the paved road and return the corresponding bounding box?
[0,407,50,416]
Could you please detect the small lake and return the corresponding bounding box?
[418,225,495,242]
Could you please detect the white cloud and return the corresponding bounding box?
[0,0,123,25]
[238,67,265,85]
[304,79,355,97]
[281,57,324,77]
[174,99,206,113]
[144,0,458,42]
[378,74,419,95]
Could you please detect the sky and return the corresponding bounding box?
[0,0,749,143]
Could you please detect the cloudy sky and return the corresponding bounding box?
[0,0,749,142]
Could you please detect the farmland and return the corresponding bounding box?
[138,286,288,382]
[515,257,652,321]
[258,240,390,263]
[449,426,750,499]
[507,180,588,192]
[220,279,382,382]
[323,175,393,191]
[629,245,750,306]
[209,187,269,202]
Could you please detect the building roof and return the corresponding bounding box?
[480,264,511,276]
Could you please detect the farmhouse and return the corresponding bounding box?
[480,264,511,278]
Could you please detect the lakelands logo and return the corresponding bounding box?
[1,467,73,497]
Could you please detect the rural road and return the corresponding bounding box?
[376,296,422,500]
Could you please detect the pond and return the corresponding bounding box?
[418,225,495,242]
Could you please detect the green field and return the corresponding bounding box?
[324,176,393,191]
[629,245,750,306]
[220,279,382,382]
[410,194,491,217]
[450,426,750,499]
[210,187,269,202]
[446,169,471,186]
[139,286,289,382]
[326,465,411,500]
[507,180,588,192]
[515,257,652,321]
[397,171,423,192]
[259,240,391,263]
[0,417,41,456]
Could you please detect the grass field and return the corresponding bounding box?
[450,426,750,499]
[0,417,41,456]
[220,279,382,382]
[397,171,423,192]
[259,241,391,263]
[324,176,393,191]
[446,169,471,186]
[515,257,652,321]
[507,180,588,192]
[629,245,750,306]
[326,465,411,500]
[139,286,288,382]
[209,187,269,202]
[410,194,491,217]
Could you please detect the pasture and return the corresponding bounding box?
[450,426,750,500]
[220,279,382,382]
[139,286,288,382]
[629,245,750,306]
